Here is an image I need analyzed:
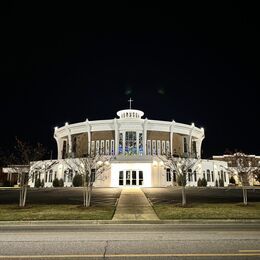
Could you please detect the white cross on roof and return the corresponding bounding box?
[128,98,133,109]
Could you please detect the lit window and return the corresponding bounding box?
[207,169,210,182]
[147,140,151,155]
[125,131,137,155]
[166,168,171,182]
[139,133,143,155]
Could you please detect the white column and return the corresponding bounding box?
[114,118,119,155]
[170,120,175,155]
[85,119,91,155]
[188,124,195,156]
[65,122,72,156]
[143,118,148,155]
[197,136,205,159]
[54,128,62,159]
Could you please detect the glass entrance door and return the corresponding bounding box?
[118,170,143,186]
[126,170,131,185]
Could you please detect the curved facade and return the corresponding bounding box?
[54,108,205,160]
[28,107,230,188]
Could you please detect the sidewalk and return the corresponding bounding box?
[112,188,159,220]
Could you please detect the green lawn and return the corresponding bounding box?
[0,204,115,221]
[153,202,260,219]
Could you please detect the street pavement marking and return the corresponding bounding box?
[239,250,260,252]
[1,253,260,258]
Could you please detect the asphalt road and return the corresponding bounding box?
[0,187,122,206]
[142,187,260,204]
[0,223,260,259]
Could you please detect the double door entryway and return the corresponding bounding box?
[119,170,143,186]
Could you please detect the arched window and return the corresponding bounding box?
[166,168,171,182]
[62,140,67,159]
[206,169,210,182]
[72,136,77,155]
[49,170,53,182]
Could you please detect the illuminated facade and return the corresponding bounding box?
[28,106,229,188]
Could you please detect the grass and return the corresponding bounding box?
[0,204,115,221]
[153,202,260,219]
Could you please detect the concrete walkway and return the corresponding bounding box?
[112,188,159,220]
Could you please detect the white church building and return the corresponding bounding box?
[29,102,229,188]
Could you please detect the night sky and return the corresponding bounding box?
[1,3,259,159]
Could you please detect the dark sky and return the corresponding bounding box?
[0,3,259,159]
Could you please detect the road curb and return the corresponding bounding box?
[1,219,260,226]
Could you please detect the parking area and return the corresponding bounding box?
[0,187,122,206]
[142,187,260,204]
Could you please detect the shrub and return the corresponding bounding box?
[35,178,41,188]
[73,174,83,187]
[59,178,64,187]
[197,178,202,187]
[201,177,207,187]
[215,179,219,187]
[40,179,45,188]
[219,179,224,187]
[3,180,11,187]
[229,176,236,184]
[52,178,60,187]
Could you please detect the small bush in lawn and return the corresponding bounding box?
[52,178,60,187]
[229,176,236,184]
[73,174,83,187]
[3,180,11,187]
[219,179,224,187]
[35,178,41,188]
[59,178,64,187]
[201,177,207,187]
[40,179,45,188]
[197,178,202,187]
[215,179,219,187]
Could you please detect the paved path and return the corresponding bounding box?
[112,188,159,220]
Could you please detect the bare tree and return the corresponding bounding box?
[225,152,259,205]
[30,160,59,187]
[160,153,200,206]
[64,155,111,207]
[6,138,46,207]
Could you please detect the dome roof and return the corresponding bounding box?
[116,109,144,119]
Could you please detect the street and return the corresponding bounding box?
[0,223,260,259]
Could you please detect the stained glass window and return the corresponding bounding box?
[152,140,156,155]
[125,131,137,155]
[119,133,123,154]
[147,140,151,155]
[91,141,95,155]
[162,141,165,155]
[166,141,170,155]
[95,141,99,155]
[139,133,143,155]
[157,140,161,155]
[105,140,110,155]
[100,140,104,155]
[111,140,114,155]
[184,137,188,153]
